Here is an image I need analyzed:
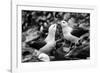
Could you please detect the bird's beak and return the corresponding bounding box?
[54,24,57,29]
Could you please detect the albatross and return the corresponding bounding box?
[39,24,57,55]
[60,20,80,44]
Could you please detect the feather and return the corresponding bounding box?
[60,20,80,43]
[39,24,57,54]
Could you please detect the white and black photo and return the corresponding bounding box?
[22,10,90,62]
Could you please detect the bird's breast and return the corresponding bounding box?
[62,26,73,35]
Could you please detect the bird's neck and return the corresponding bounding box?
[45,31,55,43]
[62,25,73,34]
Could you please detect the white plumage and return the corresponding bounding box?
[44,24,57,43]
[39,24,57,54]
[60,20,80,43]
[38,53,50,62]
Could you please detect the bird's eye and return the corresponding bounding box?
[62,21,65,24]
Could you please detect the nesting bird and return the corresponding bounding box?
[39,24,57,54]
[60,20,80,44]
[44,24,57,43]
[26,23,57,54]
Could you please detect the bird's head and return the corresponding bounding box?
[60,20,69,27]
[45,24,57,42]
[48,24,57,33]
